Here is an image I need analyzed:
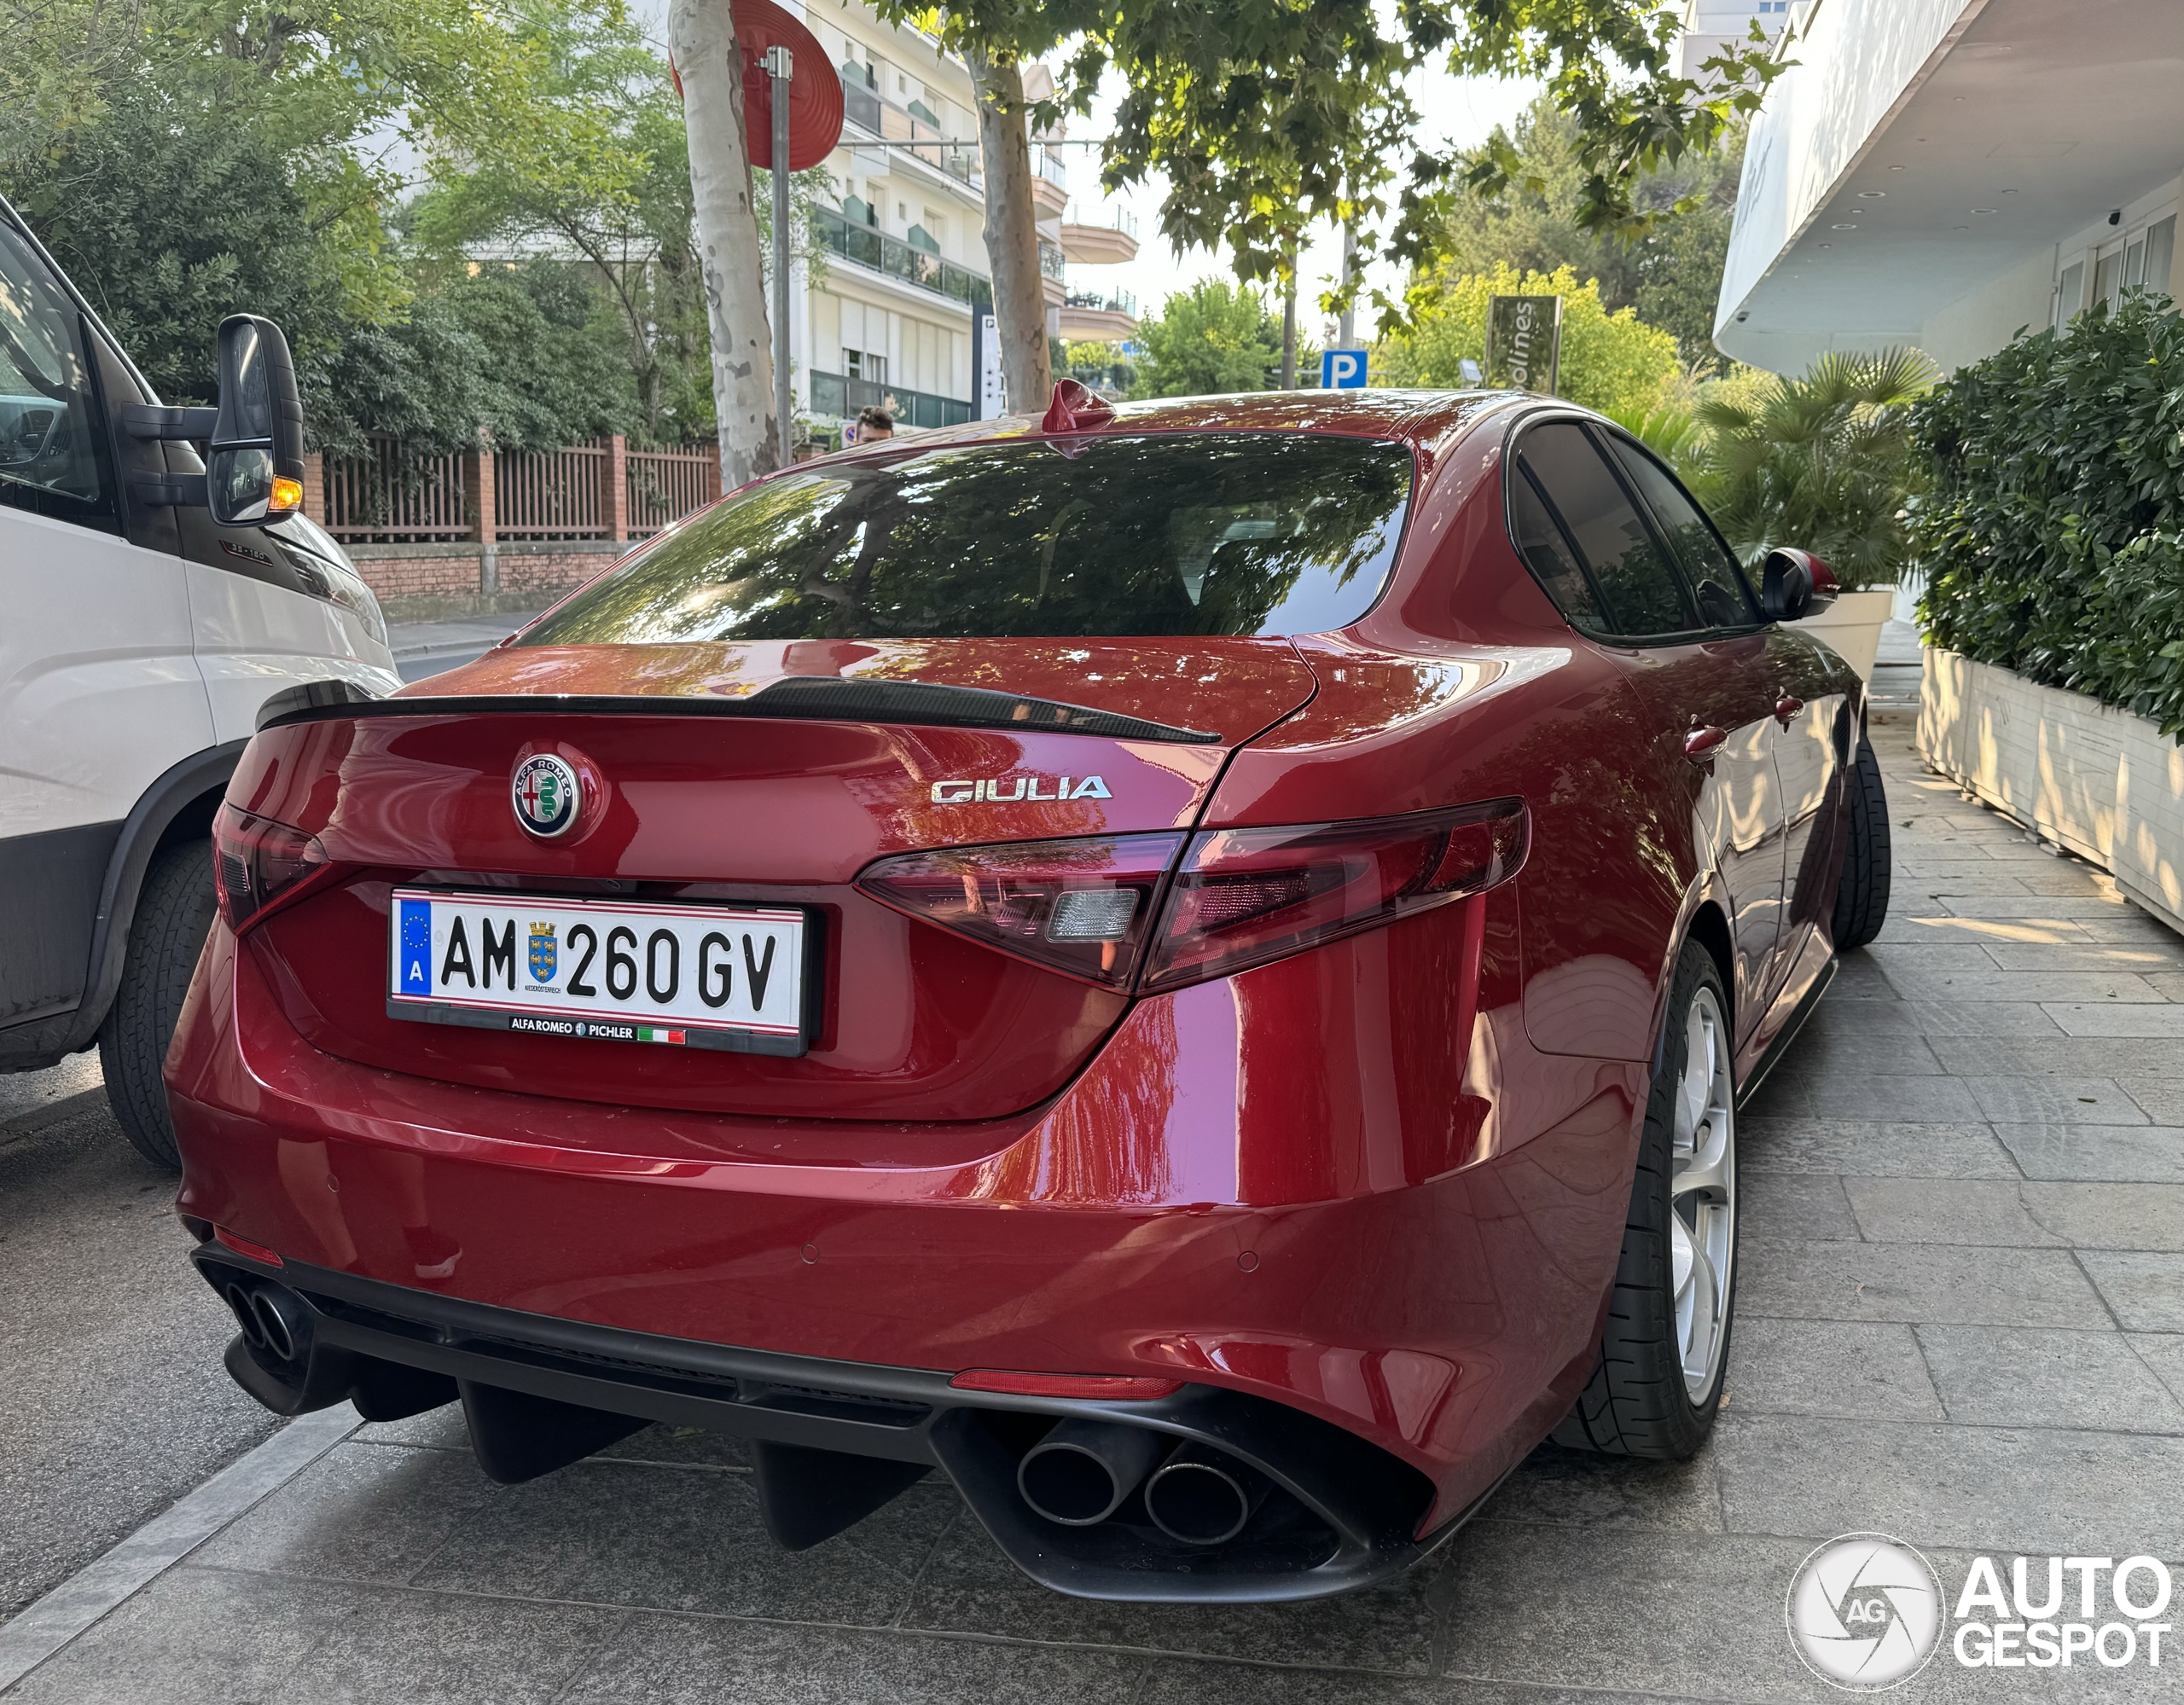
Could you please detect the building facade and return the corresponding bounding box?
[1676,0,1797,78]
[787,2,1136,438]
[1712,0,2184,374]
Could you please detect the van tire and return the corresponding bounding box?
[100,838,217,1170]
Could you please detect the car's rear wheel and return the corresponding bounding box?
[1553,940,1737,1459]
[1831,735,1891,950]
[100,838,217,1170]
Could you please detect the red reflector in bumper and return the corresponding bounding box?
[213,1226,282,1266]
[950,1369,1182,1400]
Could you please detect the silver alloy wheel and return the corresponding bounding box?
[1670,984,1737,1401]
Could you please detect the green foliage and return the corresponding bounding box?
[1912,294,2184,739]
[1694,348,1937,589]
[1129,281,1286,398]
[1606,404,1707,484]
[1064,339,1136,397]
[1376,264,1680,416]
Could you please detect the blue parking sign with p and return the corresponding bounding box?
[1322,349,1367,390]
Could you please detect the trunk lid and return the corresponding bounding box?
[234,638,1315,1122]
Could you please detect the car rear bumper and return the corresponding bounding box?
[169,902,1647,1596]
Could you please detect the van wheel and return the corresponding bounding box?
[100,839,217,1170]
[1831,736,1891,951]
[1552,941,1738,1460]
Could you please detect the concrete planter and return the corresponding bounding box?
[1797,589,1896,681]
[1920,647,2184,935]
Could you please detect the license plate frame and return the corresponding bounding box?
[386,888,816,1057]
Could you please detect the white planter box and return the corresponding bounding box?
[1797,589,1896,681]
[1920,648,2184,936]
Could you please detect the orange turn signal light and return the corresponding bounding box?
[270,475,304,513]
[949,1369,1182,1400]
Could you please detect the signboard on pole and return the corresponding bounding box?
[1484,295,1563,394]
[974,313,1006,418]
[1321,349,1368,389]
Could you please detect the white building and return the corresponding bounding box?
[1713,0,2184,374]
[1676,0,1798,78]
[787,3,1136,437]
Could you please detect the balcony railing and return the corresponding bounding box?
[1031,144,1068,191]
[1038,240,1067,281]
[814,206,993,310]
[1066,287,1137,317]
[843,83,881,135]
[1064,202,1139,241]
[809,371,975,431]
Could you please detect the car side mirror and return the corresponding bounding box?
[206,315,305,527]
[1759,548,1839,621]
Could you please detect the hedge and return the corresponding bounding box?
[1912,293,2184,739]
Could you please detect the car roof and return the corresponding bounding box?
[828,388,1529,465]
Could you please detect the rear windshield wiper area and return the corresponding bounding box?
[257,675,1220,745]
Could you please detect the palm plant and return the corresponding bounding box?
[1691,348,1938,589]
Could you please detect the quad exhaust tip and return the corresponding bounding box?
[221,1278,308,1364]
[1144,1443,1269,1546]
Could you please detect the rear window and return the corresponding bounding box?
[518,432,1414,646]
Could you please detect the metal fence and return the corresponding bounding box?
[320,438,470,542]
[320,435,719,545]
[625,446,716,537]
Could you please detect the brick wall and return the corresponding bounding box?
[346,541,629,613]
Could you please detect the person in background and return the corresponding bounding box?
[852,405,894,444]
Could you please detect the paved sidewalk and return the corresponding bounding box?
[6,717,2183,1701]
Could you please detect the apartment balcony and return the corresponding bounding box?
[1060,202,1140,265]
[1030,144,1070,218]
[813,206,993,311]
[809,371,975,430]
[1057,288,1138,341]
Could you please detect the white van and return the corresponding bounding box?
[0,194,398,1164]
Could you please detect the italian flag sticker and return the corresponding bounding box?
[636,1027,686,1045]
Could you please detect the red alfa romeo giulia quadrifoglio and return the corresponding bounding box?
[168,382,1890,1601]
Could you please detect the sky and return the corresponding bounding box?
[1066,64,1542,348]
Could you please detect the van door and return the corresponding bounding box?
[0,217,213,1035]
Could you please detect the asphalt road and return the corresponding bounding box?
[0,1061,280,1620]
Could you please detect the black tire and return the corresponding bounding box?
[1553,941,1738,1460]
[99,838,218,1169]
[1831,735,1892,951]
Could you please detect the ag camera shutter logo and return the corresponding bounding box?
[1786,1534,1944,1691]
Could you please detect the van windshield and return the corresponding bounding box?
[517,432,1414,645]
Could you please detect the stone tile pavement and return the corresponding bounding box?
[6,716,2183,1702]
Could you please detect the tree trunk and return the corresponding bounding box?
[1281,245,1298,389]
[967,48,1050,414]
[670,0,778,485]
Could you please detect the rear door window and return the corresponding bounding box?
[1602,435,1758,630]
[0,219,117,530]
[1507,460,1610,631]
[1513,420,1698,641]
[519,432,1414,646]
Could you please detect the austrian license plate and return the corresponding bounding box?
[387,889,810,1055]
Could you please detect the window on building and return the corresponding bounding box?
[2094,246,2123,310]
[2055,260,2085,329]
[2125,236,2147,292]
[845,349,887,386]
[2146,216,2177,298]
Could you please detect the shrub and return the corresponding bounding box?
[1912,294,2184,739]
[1375,263,1680,417]
[1692,348,1937,589]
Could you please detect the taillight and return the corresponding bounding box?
[854,832,1184,989]
[212,802,331,933]
[854,799,1527,993]
[1142,798,1528,990]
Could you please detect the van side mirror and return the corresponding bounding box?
[206,315,305,526]
[1759,548,1839,622]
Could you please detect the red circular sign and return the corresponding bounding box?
[735,0,844,172]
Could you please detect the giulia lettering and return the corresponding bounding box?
[926,774,1112,804]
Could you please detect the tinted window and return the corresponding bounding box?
[1507,462,1609,630]
[520,433,1414,646]
[0,220,116,528]
[1606,438,1757,629]
[1515,421,1697,638]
